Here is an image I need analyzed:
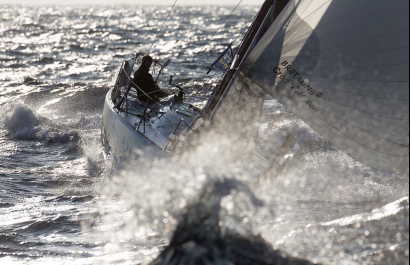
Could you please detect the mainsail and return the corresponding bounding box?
[240,0,410,173]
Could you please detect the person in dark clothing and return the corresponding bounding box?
[132,55,168,103]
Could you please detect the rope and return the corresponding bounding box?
[121,66,195,126]
[175,0,243,83]
[156,5,256,104]
[185,68,225,103]
[179,29,241,87]
[177,11,256,103]
[122,67,162,107]
[148,0,178,54]
[231,12,258,47]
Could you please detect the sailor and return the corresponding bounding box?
[132,55,168,102]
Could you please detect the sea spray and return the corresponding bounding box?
[92,98,409,265]
[1,104,40,139]
[0,103,79,144]
[92,72,409,264]
[257,98,409,204]
[151,178,318,265]
[92,129,320,264]
[76,117,106,177]
[91,130,276,264]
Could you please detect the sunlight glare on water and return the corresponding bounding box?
[0,4,408,265]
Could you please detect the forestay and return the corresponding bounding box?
[241,0,410,173]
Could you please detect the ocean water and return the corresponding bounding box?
[0,4,409,265]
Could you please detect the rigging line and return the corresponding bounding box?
[311,84,409,102]
[278,10,410,61]
[231,12,258,47]
[182,10,259,103]
[148,0,178,54]
[184,20,255,88]
[175,0,244,83]
[124,98,145,115]
[322,107,410,145]
[184,11,258,87]
[320,117,410,158]
[128,86,169,97]
[267,98,410,161]
[284,0,378,46]
[285,7,409,49]
[323,97,409,121]
[262,0,406,63]
[178,12,258,88]
[286,104,410,158]
[149,122,169,146]
[262,26,409,63]
[280,28,409,63]
[184,69,224,90]
[312,63,410,70]
[182,27,250,86]
[154,14,251,85]
[302,76,408,83]
[125,69,202,125]
[122,67,166,111]
[281,46,409,63]
[186,68,225,103]
[263,0,310,40]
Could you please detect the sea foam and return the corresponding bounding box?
[0,104,79,144]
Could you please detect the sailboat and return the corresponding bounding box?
[102,0,409,174]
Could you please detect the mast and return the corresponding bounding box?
[272,0,290,20]
[204,0,276,116]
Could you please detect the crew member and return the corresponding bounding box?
[132,55,168,102]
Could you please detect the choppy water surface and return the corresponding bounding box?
[0,5,409,265]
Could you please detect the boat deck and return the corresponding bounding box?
[117,90,200,152]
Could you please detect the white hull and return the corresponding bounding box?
[102,89,166,163]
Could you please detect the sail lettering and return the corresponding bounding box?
[218,58,229,70]
[274,62,323,113]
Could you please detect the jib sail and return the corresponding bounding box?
[241,0,409,173]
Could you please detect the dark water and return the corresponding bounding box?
[0,5,409,265]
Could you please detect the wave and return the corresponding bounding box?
[58,86,111,113]
[23,84,110,114]
[22,76,43,85]
[271,197,410,265]
[7,50,36,57]
[0,203,14,208]
[33,57,55,65]
[69,44,85,52]
[0,104,79,144]
[321,197,409,227]
[17,215,77,236]
[7,63,27,69]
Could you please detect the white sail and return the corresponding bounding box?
[241,0,410,173]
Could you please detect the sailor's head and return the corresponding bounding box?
[141,55,153,69]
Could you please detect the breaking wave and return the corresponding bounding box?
[0,104,79,144]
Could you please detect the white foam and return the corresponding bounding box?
[322,197,409,227]
[0,103,79,143]
[1,104,40,139]
[91,98,409,264]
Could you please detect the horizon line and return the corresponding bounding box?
[0,3,260,6]
[0,2,262,5]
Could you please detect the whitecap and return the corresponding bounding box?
[0,103,79,144]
